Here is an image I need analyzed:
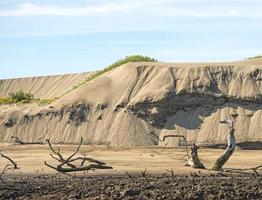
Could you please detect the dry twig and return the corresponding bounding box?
[44,137,112,173]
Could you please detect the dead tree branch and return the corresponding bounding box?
[148,115,240,171]
[11,136,43,145]
[212,115,238,171]
[0,153,19,183]
[0,153,18,169]
[0,165,11,183]
[149,132,189,159]
[44,137,113,173]
[149,132,206,169]
[46,139,76,168]
[222,165,262,176]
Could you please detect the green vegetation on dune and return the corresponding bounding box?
[0,90,34,105]
[0,90,58,106]
[9,90,34,103]
[0,97,13,105]
[63,55,158,95]
[0,55,158,105]
[33,97,59,105]
[248,55,262,60]
[103,55,158,72]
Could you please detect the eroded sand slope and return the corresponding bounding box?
[0,59,262,147]
[0,72,91,99]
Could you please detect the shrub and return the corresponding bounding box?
[248,55,262,60]
[9,91,34,103]
[0,97,13,105]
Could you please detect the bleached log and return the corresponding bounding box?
[212,118,237,171]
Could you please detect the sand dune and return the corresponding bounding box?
[0,72,91,99]
[0,59,262,148]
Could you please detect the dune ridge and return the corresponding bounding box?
[0,59,262,148]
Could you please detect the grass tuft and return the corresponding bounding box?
[63,55,158,95]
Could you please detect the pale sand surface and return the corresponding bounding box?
[0,72,92,99]
[1,60,262,148]
[0,143,261,175]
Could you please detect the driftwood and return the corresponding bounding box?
[220,165,262,176]
[185,116,237,170]
[11,136,43,145]
[0,153,18,183]
[149,132,189,159]
[212,116,237,170]
[44,137,112,173]
[161,135,205,169]
[185,114,238,170]
[186,144,205,169]
[185,115,238,170]
[0,153,18,169]
[149,132,205,168]
[148,114,242,171]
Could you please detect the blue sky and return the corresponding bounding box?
[0,0,262,79]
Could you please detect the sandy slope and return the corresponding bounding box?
[0,59,262,147]
[0,72,91,99]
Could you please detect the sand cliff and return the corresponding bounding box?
[1,59,262,148]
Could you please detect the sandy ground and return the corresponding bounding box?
[1,144,262,199]
[0,143,261,175]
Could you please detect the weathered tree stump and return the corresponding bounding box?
[187,144,205,169]
[212,118,237,171]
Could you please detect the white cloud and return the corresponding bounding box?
[0,2,140,16]
[0,1,261,18]
[0,0,261,37]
